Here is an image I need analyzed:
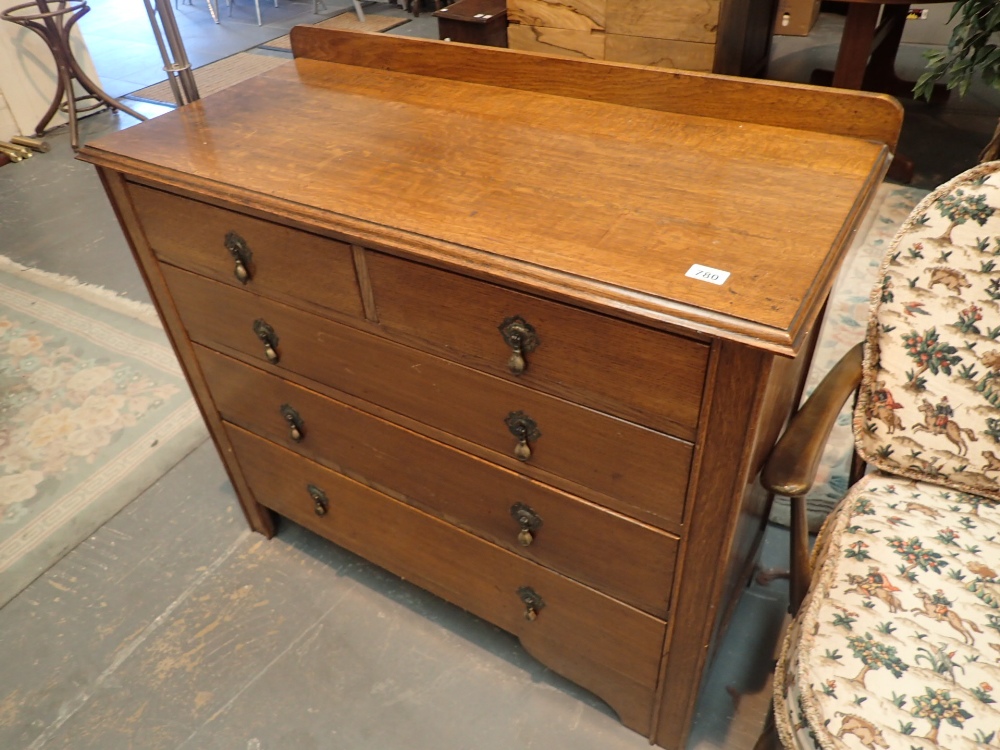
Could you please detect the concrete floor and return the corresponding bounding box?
[0,5,993,749]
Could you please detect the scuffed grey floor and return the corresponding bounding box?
[0,439,786,750]
[2,5,990,748]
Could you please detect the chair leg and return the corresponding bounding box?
[352,0,364,21]
[254,0,261,25]
[753,708,782,750]
[789,495,811,615]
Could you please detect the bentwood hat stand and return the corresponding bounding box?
[1,0,148,150]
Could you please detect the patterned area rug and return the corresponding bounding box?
[769,182,930,531]
[0,256,207,607]
[260,10,409,51]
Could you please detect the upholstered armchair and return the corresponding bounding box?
[762,162,1000,750]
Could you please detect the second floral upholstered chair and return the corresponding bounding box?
[762,161,1000,750]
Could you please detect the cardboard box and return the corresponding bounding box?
[773,0,820,36]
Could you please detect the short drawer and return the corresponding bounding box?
[128,183,364,320]
[198,347,678,617]
[228,425,666,734]
[366,252,708,440]
[165,266,691,528]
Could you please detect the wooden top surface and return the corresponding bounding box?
[81,32,895,356]
[433,0,506,21]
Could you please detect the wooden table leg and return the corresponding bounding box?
[864,3,907,91]
[887,153,914,183]
[813,2,926,183]
[831,2,881,89]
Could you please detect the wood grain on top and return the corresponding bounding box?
[79,32,894,356]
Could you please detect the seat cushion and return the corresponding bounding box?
[854,161,1000,501]
[775,471,1000,750]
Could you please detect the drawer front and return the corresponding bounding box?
[128,183,364,320]
[228,425,666,733]
[366,252,708,440]
[166,266,692,527]
[198,347,678,617]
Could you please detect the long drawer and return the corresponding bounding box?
[227,424,667,734]
[197,346,678,617]
[165,266,692,527]
[366,251,708,440]
[129,184,365,321]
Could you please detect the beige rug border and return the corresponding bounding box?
[0,254,161,327]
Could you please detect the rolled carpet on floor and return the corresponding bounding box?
[129,52,290,106]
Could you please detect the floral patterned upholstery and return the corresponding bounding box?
[774,162,1000,750]
[775,473,1000,750]
[855,163,1000,501]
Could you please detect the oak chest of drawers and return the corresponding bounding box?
[79,29,902,749]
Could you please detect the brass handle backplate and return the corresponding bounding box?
[225,231,253,284]
[505,411,540,461]
[517,586,545,621]
[253,319,280,363]
[498,316,539,375]
[510,502,543,547]
[308,484,328,516]
[280,404,304,442]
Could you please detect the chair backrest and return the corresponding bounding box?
[854,162,1000,501]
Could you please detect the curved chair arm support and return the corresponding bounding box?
[762,341,863,613]
[762,341,864,497]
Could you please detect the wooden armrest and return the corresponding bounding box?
[762,342,864,497]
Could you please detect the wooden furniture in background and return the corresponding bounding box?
[78,30,902,750]
[810,0,952,182]
[815,0,953,92]
[434,0,507,46]
[506,0,780,75]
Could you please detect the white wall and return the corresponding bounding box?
[0,0,101,138]
[0,88,17,142]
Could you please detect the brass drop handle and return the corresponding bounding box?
[517,586,545,622]
[253,319,280,363]
[280,404,304,442]
[308,484,328,516]
[225,231,253,284]
[505,411,540,462]
[510,502,542,547]
[498,316,539,376]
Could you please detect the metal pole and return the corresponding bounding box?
[140,0,183,105]
[142,0,200,105]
